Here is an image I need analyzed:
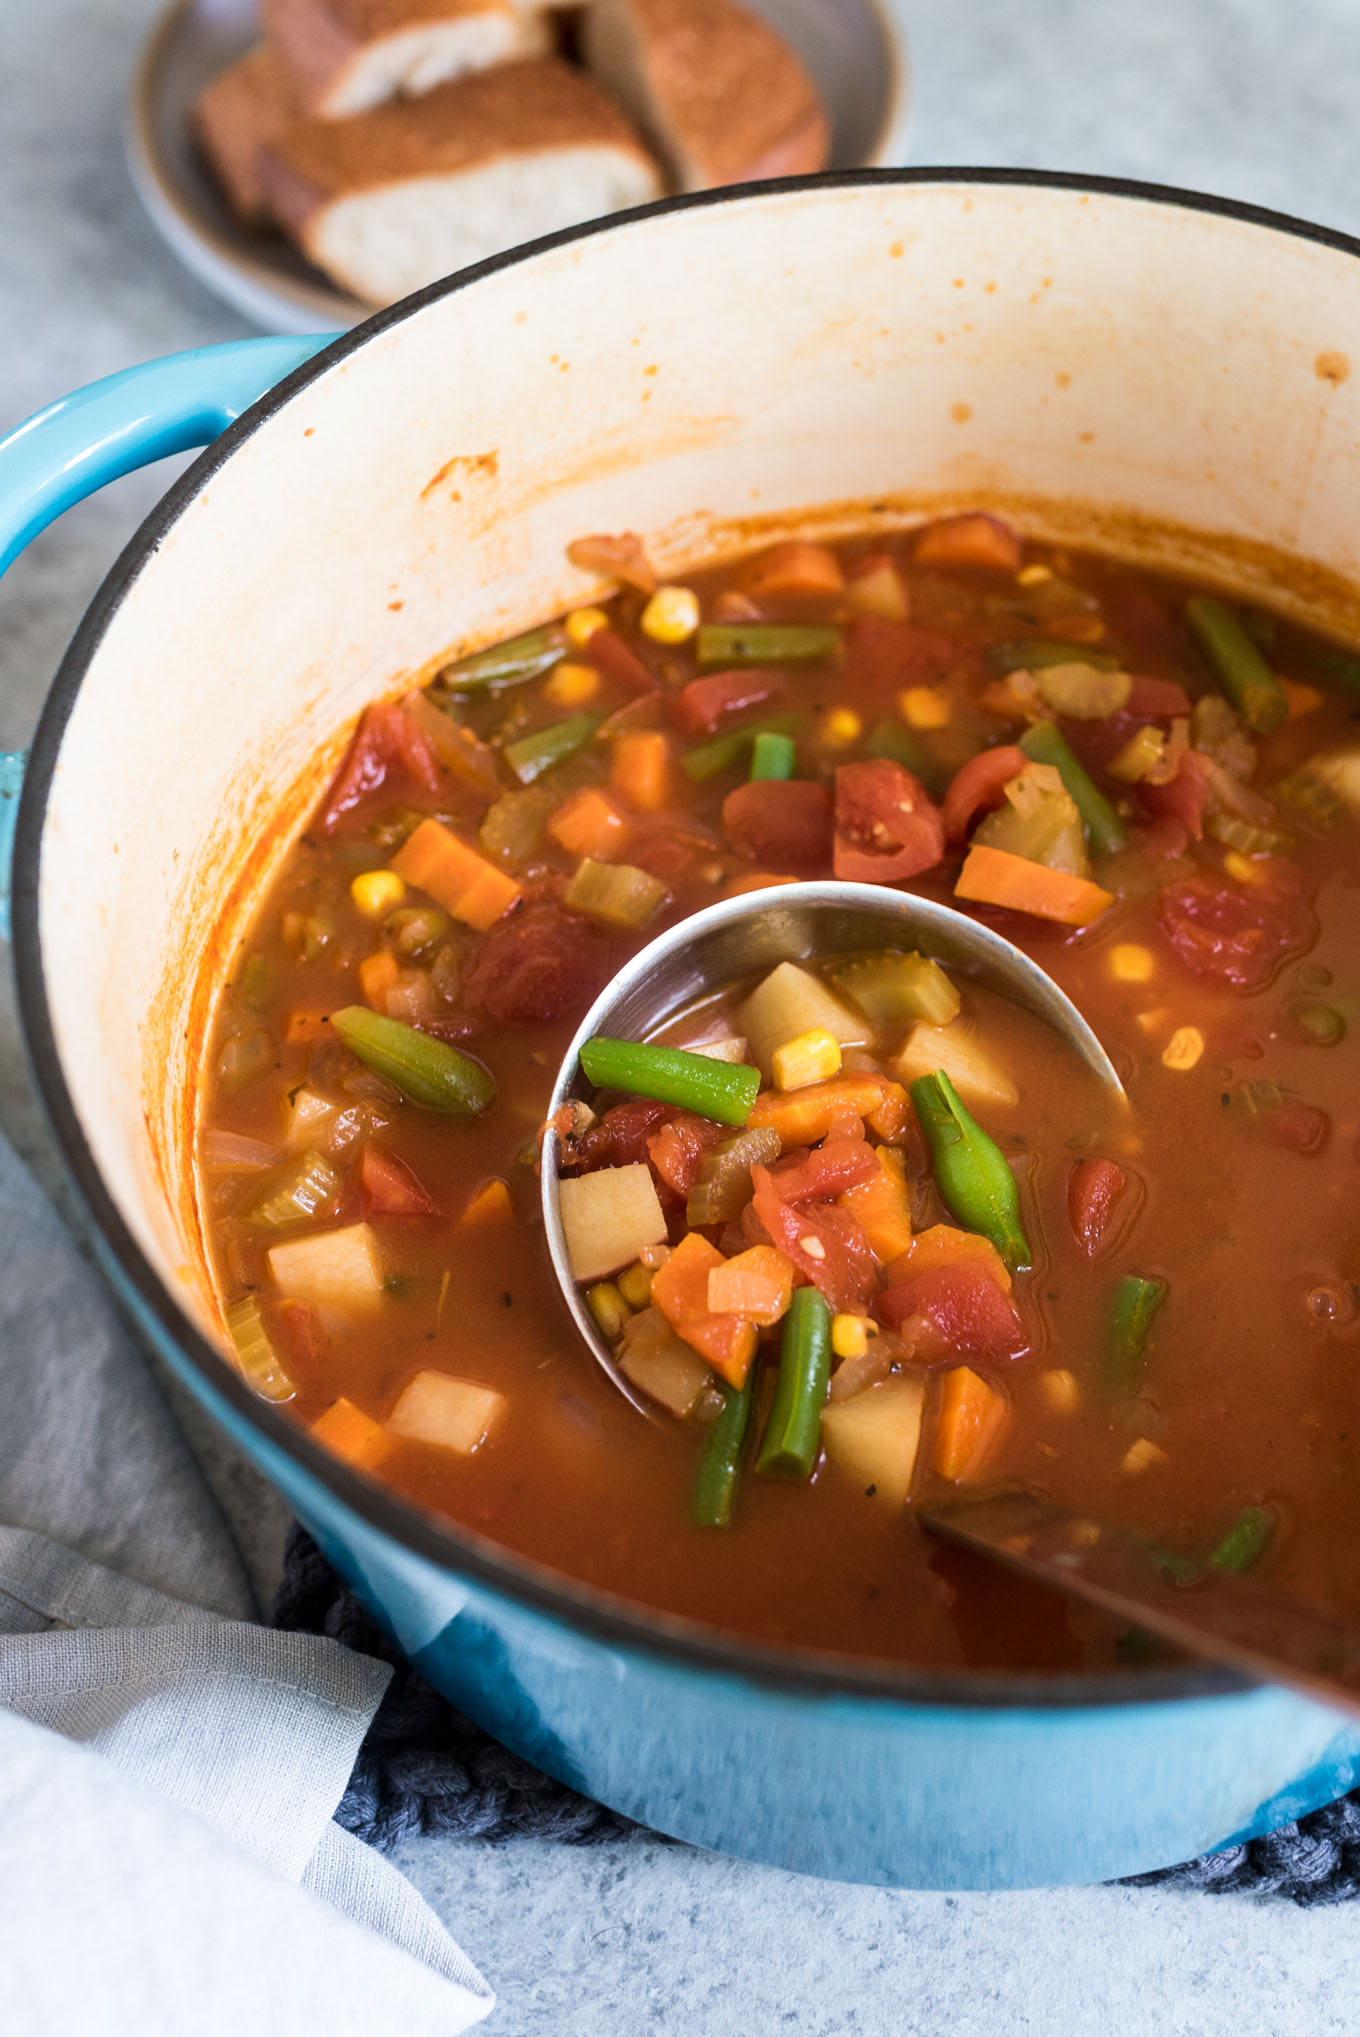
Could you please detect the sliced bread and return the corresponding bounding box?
[261,0,556,118]
[192,45,299,222]
[259,59,663,304]
[583,0,829,191]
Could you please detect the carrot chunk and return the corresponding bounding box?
[548,787,631,861]
[912,512,1022,573]
[358,948,400,1010]
[954,844,1114,927]
[839,1147,914,1263]
[932,1365,1010,1480]
[311,1396,394,1473]
[392,817,522,931]
[886,1222,1012,1293]
[611,729,673,813]
[459,1178,514,1227]
[651,1232,758,1386]
[741,541,846,598]
[706,1245,795,1326]
[749,1073,909,1148]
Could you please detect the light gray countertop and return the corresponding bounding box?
[6,1,1360,2029]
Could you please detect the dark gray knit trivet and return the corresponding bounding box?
[273,1524,1360,1896]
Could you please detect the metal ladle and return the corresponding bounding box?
[541,880,1124,1412]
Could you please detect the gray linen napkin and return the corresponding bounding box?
[0,1127,493,2034]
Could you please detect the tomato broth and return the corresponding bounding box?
[200,515,1360,1674]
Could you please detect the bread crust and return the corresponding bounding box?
[192,46,298,222]
[584,0,829,190]
[260,57,656,232]
[262,0,545,116]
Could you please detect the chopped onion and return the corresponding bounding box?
[203,1129,281,1172]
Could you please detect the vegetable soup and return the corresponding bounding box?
[200,512,1360,1673]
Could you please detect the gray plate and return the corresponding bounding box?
[125,0,913,335]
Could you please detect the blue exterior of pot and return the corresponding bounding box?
[5,173,1360,1889]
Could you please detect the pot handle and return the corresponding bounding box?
[0,333,338,933]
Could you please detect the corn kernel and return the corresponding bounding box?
[818,708,863,749]
[1016,563,1053,586]
[831,1314,871,1360]
[898,685,951,729]
[585,1281,629,1341]
[618,1262,653,1311]
[565,606,609,649]
[639,585,700,645]
[772,1026,843,1091]
[1039,1368,1079,1413]
[544,660,601,707]
[1108,943,1154,983]
[1162,1025,1205,1071]
[350,869,407,918]
[1120,1436,1168,1476]
[1222,850,1256,884]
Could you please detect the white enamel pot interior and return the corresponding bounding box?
[19,170,1360,1703]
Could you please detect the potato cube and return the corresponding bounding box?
[558,1162,668,1283]
[266,1221,384,1312]
[891,1021,1019,1110]
[820,1377,926,1505]
[739,962,870,1078]
[387,1371,505,1455]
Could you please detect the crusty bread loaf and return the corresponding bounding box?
[583,0,829,191]
[192,45,299,222]
[261,0,555,118]
[258,59,663,304]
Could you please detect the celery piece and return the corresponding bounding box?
[503,713,601,785]
[681,713,802,782]
[438,624,567,694]
[1273,766,1342,830]
[749,731,797,780]
[1204,811,1293,856]
[695,622,841,668]
[987,638,1121,673]
[477,787,556,862]
[331,1005,496,1115]
[1032,663,1132,719]
[974,786,1089,877]
[831,951,962,1031]
[579,1037,761,1127]
[1107,725,1167,784]
[685,1126,782,1226]
[225,1296,295,1403]
[246,1149,343,1232]
[563,857,669,930]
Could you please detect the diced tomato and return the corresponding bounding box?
[586,627,656,697]
[570,1098,676,1173]
[359,1143,436,1216]
[628,819,722,888]
[277,1300,323,1370]
[1098,583,1188,668]
[464,903,612,1024]
[877,1262,1028,1361]
[768,1133,879,1202]
[1129,816,1190,862]
[1126,675,1192,719]
[1066,1158,1127,1255]
[1137,749,1212,837]
[647,1113,727,1197]
[1267,1101,1330,1154]
[673,669,786,735]
[912,512,1022,574]
[833,759,946,883]
[941,745,1028,844]
[748,1165,877,1313]
[1155,876,1301,991]
[843,617,961,701]
[722,780,833,874]
[318,702,443,834]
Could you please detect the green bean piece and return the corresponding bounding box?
[502,713,601,785]
[1019,720,1127,856]
[1185,596,1288,734]
[1210,1504,1275,1574]
[439,624,567,694]
[1101,1274,1167,1399]
[1315,645,1360,695]
[330,1006,497,1115]
[908,1071,1031,1271]
[695,622,841,668]
[681,713,801,782]
[692,1372,756,1527]
[987,638,1121,673]
[749,731,797,780]
[579,1037,761,1127]
[756,1287,832,1480]
[865,718,948,795]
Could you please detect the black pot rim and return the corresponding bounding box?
[18,166,1349,1716]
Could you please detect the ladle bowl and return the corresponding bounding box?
[541,880,1123,1407]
